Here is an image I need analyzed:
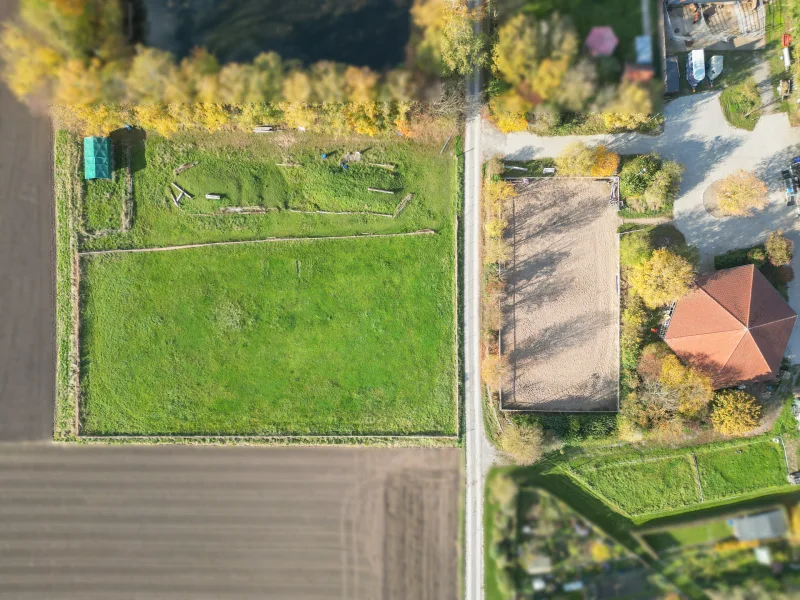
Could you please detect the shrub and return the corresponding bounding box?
[484,236,512,265]
[716,170,769,216]
[530,104,562,134]
[711,390,761,436]
[620,295,648,366]
[766,230,794,266]
[620,231,653,267]
[482,352,508,389]
[747,247,767,267]
[498,421,543,465]
[484,178,516,216]
[642,160,684,212]
[489,473,518,507]
[590,145,620,177]
[555,141,596,176]
[637,342,671,384]
[620,154,660,199]
[629,248,695,308]
[484,218,508,239]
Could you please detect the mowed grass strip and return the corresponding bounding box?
[695,441,787,500]
[79,234,456,436]
[576,458,701,515]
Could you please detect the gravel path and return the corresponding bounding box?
[502,179,619,411]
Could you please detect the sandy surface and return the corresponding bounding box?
[0,445,460,600]
[0,0,55,440]
[502,179,619,411]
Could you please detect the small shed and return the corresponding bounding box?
[729,509,788,542]
[84,136,112,180]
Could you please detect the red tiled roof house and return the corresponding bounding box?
[664,265,796,388]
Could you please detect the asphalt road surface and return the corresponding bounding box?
[0,0,55,441]
[0,445,461,600]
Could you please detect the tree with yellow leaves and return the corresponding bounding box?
[658,354,713,419]
[0,23,62,97]
[440,0,487,75]
[711,390,761,436]
[344,66,379,103]
[716,170,769,216]
[629,248,695,308]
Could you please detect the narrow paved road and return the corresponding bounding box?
[463,8,496,599]
[0,0,55,440]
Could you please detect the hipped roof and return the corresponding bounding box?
[664,265,796,388]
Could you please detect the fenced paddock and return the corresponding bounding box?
[501,178,619,412]
[570,438,791,518]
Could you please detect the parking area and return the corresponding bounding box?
[501,178,619,412]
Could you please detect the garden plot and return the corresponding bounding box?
[695,441,788,500]
[575,456,701,515]
[501,178,619,411]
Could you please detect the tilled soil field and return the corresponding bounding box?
[502,178,619,411]
[0,445,460,600]
[0,0,55,441]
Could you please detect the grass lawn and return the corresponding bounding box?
[719,76,761,130]
[696,442,788,500]
[643,520,733,553]
[576,457,701,515]
[75,130,453,252]
[83,141,127,232]
[176,145,404,214]
[79,234,456,436]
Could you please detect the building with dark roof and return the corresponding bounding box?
[664,264,796,388]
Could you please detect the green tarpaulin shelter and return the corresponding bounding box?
[84,136,112,180]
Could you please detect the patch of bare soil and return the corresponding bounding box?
[0,446,461,599]
[502,179,619,411]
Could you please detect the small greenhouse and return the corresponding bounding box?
[84,136,112,180]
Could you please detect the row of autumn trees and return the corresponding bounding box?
[0,0,474,136]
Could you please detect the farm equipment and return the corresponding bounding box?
[686,49,706,91]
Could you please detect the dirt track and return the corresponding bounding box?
[502,179,619,411]
[0,0,55,440]
[0,445,460,600]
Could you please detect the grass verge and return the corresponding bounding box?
[719,76,761,131]
[55,130,81,440]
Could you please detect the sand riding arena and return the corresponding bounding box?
[501,178,619,412]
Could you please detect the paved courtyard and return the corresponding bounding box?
[483,91,800,361]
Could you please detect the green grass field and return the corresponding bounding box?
[78,131,452,252]
[576,457,701,515]
[79,233,456,436]
[643,520,733,553]
[177,146,404,214]
[696,442,787,500]
[82,142,126,232]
